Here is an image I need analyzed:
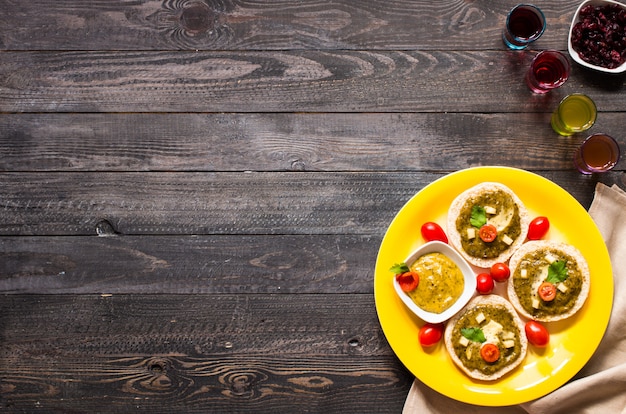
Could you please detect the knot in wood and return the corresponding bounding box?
[147,358,168,374]
[221,370,268,398]
[346,337,364,354]
[139,358,175,391]
[291,159,306,171]
[180,2,215,34]
[95,219,117,236]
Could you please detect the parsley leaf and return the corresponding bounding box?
[470,205,487,228]
[389,262,410,274]
[461,327,486,343]
[546,260,568,283]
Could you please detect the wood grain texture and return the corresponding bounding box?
[0,294,412,413]
[0,0,579,51]
[0,234,378,294]
[1,113,626,172]
[2,50,625,113]
[0,171,435,236]
[0,171,621,237]
[2,0,625,411]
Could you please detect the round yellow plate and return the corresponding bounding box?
[374,166,613,406]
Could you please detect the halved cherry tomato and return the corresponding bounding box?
[528,216,550,240]
[479,224,497,242]
[525,320,550,347]
[480,343,500,363]
[476,273,494,295]
[538,281,557,301]
[421,222,448,244]
[418,323,444,347]
[396,271,419,292]
[490,262,511,283]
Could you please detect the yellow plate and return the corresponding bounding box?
[374,166,613,406]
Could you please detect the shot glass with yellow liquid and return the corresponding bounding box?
[551,94,597,136]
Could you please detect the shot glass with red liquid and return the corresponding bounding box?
[574,134,621,174]
[503,4,546,50]
[526,50,570,94]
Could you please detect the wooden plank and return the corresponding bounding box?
[2,51,624,113]
[0,234,378,294]
[1,113,625,172]
[0,0,579,51]
[0,294,412,413]
[0,171,434,236]
[0,171,619,236]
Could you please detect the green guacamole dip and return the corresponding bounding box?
[451,305,523,375]
[407,252,464,314]
[455,189,522,259]
[512,249,583,318]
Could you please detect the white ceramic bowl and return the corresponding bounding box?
[392,241,476,324]
[568,0,626,74]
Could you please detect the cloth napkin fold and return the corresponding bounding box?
[403,182,626,414]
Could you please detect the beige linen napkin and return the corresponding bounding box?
[403,182,626,414]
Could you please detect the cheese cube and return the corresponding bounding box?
[484,206,497,215]
[459,336,469,347]
[557,283,568,293]
[502,235,513,245]
[545,253,557,263]
[467,228,476,240]
[502,331,515,340]
[503,340,515,348]
[475,312,485,324]
[532,298,540,309]
[520,268,528,278]
[482,320,503,344]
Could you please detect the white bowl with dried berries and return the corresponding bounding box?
[568,0,626,74]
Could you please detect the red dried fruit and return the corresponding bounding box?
[572,4,626,69]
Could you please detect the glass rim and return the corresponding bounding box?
[531,50,572,71]
[557,93,597,131]
[506,4,547,43]
[580,133,621,172]
[533,49,569,61]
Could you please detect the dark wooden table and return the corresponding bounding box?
[1,1,624,412]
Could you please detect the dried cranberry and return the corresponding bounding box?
[572,3,626,69]
[580,4,595,17]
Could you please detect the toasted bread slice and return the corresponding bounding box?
[447,182,529,268]
[444,295,527,381]
[507,240,590,322]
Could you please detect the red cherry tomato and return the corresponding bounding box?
[528,216,550,240]
[479,224,497,242]
[480,343,500,363]
[525,320,550,347]
[421,222,448,244]
[490,262,511,283]
[476,273,494,295]
[396,271,419,292]
[418,323,444,347]
[538,281,557,302]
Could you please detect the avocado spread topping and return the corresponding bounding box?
[512,249,583,318]
[456,189,522,259]
[451,305,523,375]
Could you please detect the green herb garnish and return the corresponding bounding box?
[470,205,487,228]
[461,327,486,343]
[390,263,410,274]
[546,260,568,283]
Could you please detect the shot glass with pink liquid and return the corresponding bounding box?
[526,50,570,94]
